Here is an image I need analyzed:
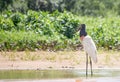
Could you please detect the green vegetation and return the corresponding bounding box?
[0,10,120,51]
[0,0,120,51]
[0,10,80,51]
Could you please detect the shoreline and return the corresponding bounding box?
[0,50,120,70]
[0,67,120,70]
[0,60,120,70]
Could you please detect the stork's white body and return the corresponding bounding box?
[82,35,97,63]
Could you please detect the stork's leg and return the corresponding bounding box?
[90,57,93,77]
[86,53,88,78]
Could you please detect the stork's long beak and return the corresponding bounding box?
[77,25,82,32]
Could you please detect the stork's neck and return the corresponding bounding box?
[80,36,85,41]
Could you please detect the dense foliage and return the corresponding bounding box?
[0,10,120,51]
[0,10,80,51]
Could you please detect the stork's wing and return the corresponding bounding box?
[82,35,97,63]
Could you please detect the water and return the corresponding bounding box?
[0,69,120,79]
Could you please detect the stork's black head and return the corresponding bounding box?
[79,24,87,37]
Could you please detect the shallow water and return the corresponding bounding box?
[0,69,120,80]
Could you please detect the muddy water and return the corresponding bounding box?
[0,69,120,82]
